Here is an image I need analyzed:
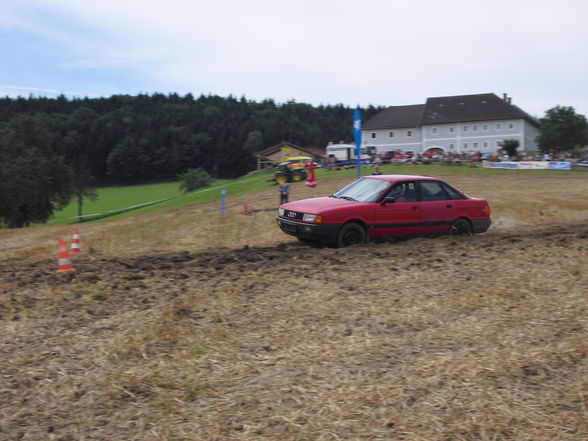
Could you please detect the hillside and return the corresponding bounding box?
[1,173,587,440]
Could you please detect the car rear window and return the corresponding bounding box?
[419,181,449,201]
[442,183,465,200]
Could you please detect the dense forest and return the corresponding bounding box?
[0,93,382,227]
[0,93,382,183]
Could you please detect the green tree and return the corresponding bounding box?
[498,139,520,157]
[106,136,153,184]
[243,130,264,154]
[537,106,588,152]
[0,115,74,228]
[63,107,100,221]
[178,168,212,193]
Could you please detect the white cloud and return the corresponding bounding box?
[2,0,588,115]
[0,84,100,98]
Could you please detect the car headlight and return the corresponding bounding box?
[303,214,323,224]
[278,208,285,216]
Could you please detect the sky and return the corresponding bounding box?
[1,0,588,118]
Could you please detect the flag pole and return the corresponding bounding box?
[353,107,362,178]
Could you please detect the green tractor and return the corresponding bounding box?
[274,157,310,184]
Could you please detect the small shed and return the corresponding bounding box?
[256,141,325,170]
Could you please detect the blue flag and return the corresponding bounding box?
[353,107,362,177]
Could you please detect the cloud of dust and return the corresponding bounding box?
[490,216,517,230]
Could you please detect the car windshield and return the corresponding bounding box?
[333,177,390,203]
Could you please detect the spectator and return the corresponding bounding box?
[279,182,289,204]
[372,156,382,175]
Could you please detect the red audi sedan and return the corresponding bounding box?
[277,175,491,247]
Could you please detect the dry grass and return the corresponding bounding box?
[1,173,588,440]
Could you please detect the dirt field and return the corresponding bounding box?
[1,173,588,441]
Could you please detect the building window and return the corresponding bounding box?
[449,143,455,149]
[508,123,514,129]
[407,130,412,137]
[463,142,468,149]
[473,142,478,148]
[389,131,394,138]
[496,140,501,147]
[483,141,488,148]
[473,125,478,131]
[371,132,376,139]
[432,127,438,134]
[449,126,455,133]
[483,124,488,131]
[496,123,502,130]
[463,125,468,132]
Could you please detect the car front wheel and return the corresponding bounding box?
[336,223,366,247]
[449,218,472,235]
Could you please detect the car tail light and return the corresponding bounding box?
[483,205,491,216]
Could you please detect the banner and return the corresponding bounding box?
[517,161,549,170]
[483,161,571,170]
[482,161,518,169]
[353,108,361,177]
[548,161,572,170]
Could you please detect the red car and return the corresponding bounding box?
[277,175,491,247]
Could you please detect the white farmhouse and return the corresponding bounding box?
[362,93,540,155]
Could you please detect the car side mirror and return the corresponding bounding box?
[380,195,395,205]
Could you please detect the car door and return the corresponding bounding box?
[417,180,457,234]
[373,181,423,236]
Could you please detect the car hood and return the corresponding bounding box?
[281,196,357,214]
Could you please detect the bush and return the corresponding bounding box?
[178,168,212,193]
[498,139,520,157]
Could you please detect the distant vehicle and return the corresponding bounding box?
[274,156,315,183]
[325,143,372,165]
[283,156,315,169]
[277,175,491,247]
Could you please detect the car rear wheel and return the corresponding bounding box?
[336,223,366,247]
[449,218,472,236]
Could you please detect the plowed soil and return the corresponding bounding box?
[1,173,588,441]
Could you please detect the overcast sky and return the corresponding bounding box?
[1,0,587,118]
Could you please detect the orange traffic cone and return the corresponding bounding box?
[242,204,249,215]
[70,229,81,255]
[56,238,76,273]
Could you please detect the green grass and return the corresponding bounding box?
[53,181,182,219]
[47,163,588,225]
[47,174,275,224]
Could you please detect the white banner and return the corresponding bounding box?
[482,161,571,170]
[517,161,549,169]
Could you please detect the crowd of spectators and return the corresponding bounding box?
[373,150,588,167]
[322,150,588,170]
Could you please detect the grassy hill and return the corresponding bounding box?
[47,163,588,225]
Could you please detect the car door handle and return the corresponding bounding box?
[412,206,419,210]
[446,204,453,208]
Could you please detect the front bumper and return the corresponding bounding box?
[277,217,340,244]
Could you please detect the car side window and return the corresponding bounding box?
[442,183,464,200]
[419,181,449,201]
[389,182,417,202]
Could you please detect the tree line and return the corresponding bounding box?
[0,93,383,227]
